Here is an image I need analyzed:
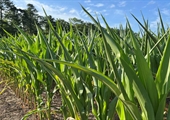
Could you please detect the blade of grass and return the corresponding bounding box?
[131,14,162,56]
[127,19,159,113]
[155,35,170,96]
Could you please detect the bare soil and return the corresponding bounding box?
[0,83,35,120]
[0,80,63,120]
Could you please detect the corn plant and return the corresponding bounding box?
[0,6,170,120]
[29,6,170,120]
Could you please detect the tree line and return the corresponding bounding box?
[0,0,134,37]
[0,0,100,36]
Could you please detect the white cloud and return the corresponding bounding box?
[12,0,27,9]
[84,0,91,3]
[110,4,115,8]
[150,17,159,29]
[27,0,67,13]
[114,9,124,15]
[143,0,156,8]
[118,1,126,7]
[94,3,104,7]
[69,9,80,17]
[104,13,109,16]
[89,3,104,7]
[168,2,170,6]
[102,9,107,12]
[13,0,67,16]
[162,8,170,16]
[69,9,76,14]
[147,0,155,5]
[12,0,85,21]
[59,7,67,12]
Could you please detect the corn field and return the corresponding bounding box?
[0,7,170,120]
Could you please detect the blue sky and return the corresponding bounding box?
[12,0,170,32]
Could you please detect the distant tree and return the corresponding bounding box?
[0,0,115,38]
[19,4,39,34]
[0,0,13,20]
[5,5,20,25]
[4,5,21,34]
[69,17,84,25]
[27,4,39,34]
[0,0,17,35]
[38,15,56,33]
[0,0,5,36]
[57,19,70,32]
[38,15,46,29]
[69,17,97,35]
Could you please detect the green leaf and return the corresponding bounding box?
[155,35,170,96]
[127,19,159,113]
[33,58,87,119]
[131,14,162,56]
[40,58,143,120]
[82,6,153,119]
[155,93,167,120]
[40,58,121,97]
[107,97,118,120]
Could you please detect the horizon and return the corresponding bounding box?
[12,0,170,32]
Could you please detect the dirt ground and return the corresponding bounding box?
[0,83,35,120]
[0,81,97,120]
[0,79,63,120]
